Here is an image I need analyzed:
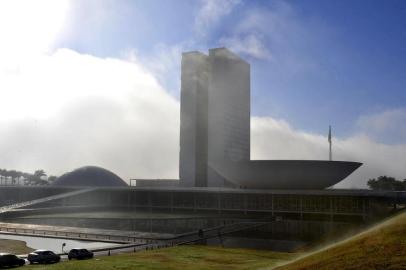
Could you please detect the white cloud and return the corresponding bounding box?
[0,0,403,188]
[1,48,404,187]
[251,117,406,188]
[128,43,185,97]
[356,108,406,144]
[217,1,322,69]
[0,0,69,60]
[216,4,288,60]
[219,34,272,60]
[0,49,180,181]
[194,0,241,38]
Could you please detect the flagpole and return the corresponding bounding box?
[328,125,332,161]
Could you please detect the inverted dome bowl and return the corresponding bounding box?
[209,160,362,189]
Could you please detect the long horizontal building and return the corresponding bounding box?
[0,186,404,237]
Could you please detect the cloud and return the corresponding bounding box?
[1,47,404,188]
[0,0,69,59]
[0,0,403,188]
[194,0,241,38]
[0,49,180,181]
[251,117,406,188]
[219,34,272,60]
[356,108,406,144]
[217,4,284,60]
[216,1,323,68]
[126,43,185,98]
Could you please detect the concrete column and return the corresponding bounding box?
[193,193,196,212]
[170,192,174,213]
[134,191,137,213]
[244,194,247,215]
[148,192,152,213]
[362,198,367,221]
[329,197,334,221]
[217,193,221,214]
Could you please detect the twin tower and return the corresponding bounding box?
[143,47,360,189]
[179,48,250,188]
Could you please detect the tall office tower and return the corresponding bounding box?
[179,48,250,187]
[206,48,250,187]
[179,52,209,187]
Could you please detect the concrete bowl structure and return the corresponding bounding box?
[53,166,128,187]
[210,160,362,189]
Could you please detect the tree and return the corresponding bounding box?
[367,176,406,191]
[28,170,49,185]
[0,169,24,185]
[34,170,46,178]
[47,175,58,184]
[0,168,51,186]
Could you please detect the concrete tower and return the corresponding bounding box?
[179,48,250,187]
[179,52,209,187]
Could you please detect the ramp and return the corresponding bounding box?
[0,188,97,214]
[174,221,270,245]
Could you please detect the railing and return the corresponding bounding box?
[4,219,276,258]
[172,221,271,245]
[0,225,152,244]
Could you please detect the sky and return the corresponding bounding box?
[0,0,405,188]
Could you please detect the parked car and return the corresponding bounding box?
[0,253,25,267]
[27,250,60,264]
[68,248,94,260]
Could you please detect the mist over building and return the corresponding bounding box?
[139,48,361,189]
[180,49,250,188]
[0,49,402,261]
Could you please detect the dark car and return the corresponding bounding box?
[27,250,60,264]
[0,253,25,267]
[68,248,94,260]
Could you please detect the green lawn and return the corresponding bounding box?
[11,211,406,269]
[23,245,295,270]
[275,211,406,270]
[0,239,34,254]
